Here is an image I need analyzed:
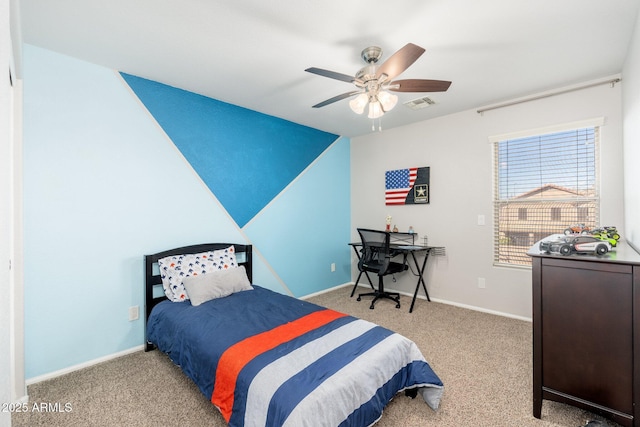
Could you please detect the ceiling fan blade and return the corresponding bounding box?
[388,79,452,92]
[305,67,356,83]
[375,43,426,81]
[312,90,363,108]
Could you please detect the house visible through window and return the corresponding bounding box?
[492,120,601,267]
[577,206,590,221]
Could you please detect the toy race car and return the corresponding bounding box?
[540,235,611,256]
[590,229,618,247]
[591,226,620,240]
[589,226,620,247]
[563,223,590,235]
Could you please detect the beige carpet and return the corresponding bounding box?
[13,285,619,427]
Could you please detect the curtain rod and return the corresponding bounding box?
[477,77,621,115]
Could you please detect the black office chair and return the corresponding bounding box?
[356,228,408,309]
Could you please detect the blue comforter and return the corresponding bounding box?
[147,285,443,426]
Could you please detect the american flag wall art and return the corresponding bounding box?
[385,167,430,205]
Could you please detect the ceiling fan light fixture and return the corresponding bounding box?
[349,93,368,114]
[377,90,398,112]
[368,100,384,119]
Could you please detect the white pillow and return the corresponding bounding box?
[183,265,253,306]
[158,246,237,302]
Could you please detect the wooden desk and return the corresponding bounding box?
[349,241,443,313]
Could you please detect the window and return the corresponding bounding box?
[492,120,601,267]
[518,208,527,221]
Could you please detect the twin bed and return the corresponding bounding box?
[145,243,444,426]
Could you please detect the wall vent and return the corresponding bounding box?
[404,96,437,110]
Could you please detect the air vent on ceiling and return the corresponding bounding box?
[404,96,437,110]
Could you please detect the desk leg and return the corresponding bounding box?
[409,250,431,313]
[350,245,375,297]
[350,270,375,297]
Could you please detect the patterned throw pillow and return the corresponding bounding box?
[158,246,237,302]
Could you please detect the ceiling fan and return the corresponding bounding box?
[305,43,451,120]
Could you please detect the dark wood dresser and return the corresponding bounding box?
[529,239,640,427]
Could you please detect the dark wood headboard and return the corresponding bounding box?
[144,243,253,351]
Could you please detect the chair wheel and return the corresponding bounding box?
[395,304,401,309]
[369,304,375,309]
[357,297,361,301]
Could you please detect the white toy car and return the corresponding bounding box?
[540,235,611,256]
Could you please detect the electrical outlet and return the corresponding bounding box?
[330,263,336,272]
[478,278,486,289]
[129,305,139,321]
[477,214,485,226]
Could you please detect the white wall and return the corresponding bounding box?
[351,78,624,319]
[623,9,640,250]
[2,0,14,424]
[10,77,24,404]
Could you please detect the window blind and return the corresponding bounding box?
[493,126,600,267]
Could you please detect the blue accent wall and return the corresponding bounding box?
[22,45,351,379]
[120,73,338,228]
[244,136,351,296]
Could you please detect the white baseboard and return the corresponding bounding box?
[300,282,352,300]
[427,297,532,322]
[340,282,532,322]
[14,394,29,404]
[26,345,144,386]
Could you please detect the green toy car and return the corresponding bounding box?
[603,226,620,240]
[590,226,620,247]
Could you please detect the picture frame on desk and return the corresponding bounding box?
[385,166,430,206]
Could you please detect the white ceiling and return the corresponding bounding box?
[18,0,640,137]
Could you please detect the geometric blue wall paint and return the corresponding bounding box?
[120,73,339,227]
[244,136,351,296]
[23,45,351,380]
